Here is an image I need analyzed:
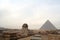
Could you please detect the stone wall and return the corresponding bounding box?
[18,36,31,40]
[48,34,60,40]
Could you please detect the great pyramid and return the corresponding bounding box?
[40,20,57,31]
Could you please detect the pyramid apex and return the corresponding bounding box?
[46,20,50,22]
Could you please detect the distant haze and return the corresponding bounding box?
[0,0,60,29]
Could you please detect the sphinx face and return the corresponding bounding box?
[22,23,28,28]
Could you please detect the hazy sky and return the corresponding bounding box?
[0,0,60,29]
